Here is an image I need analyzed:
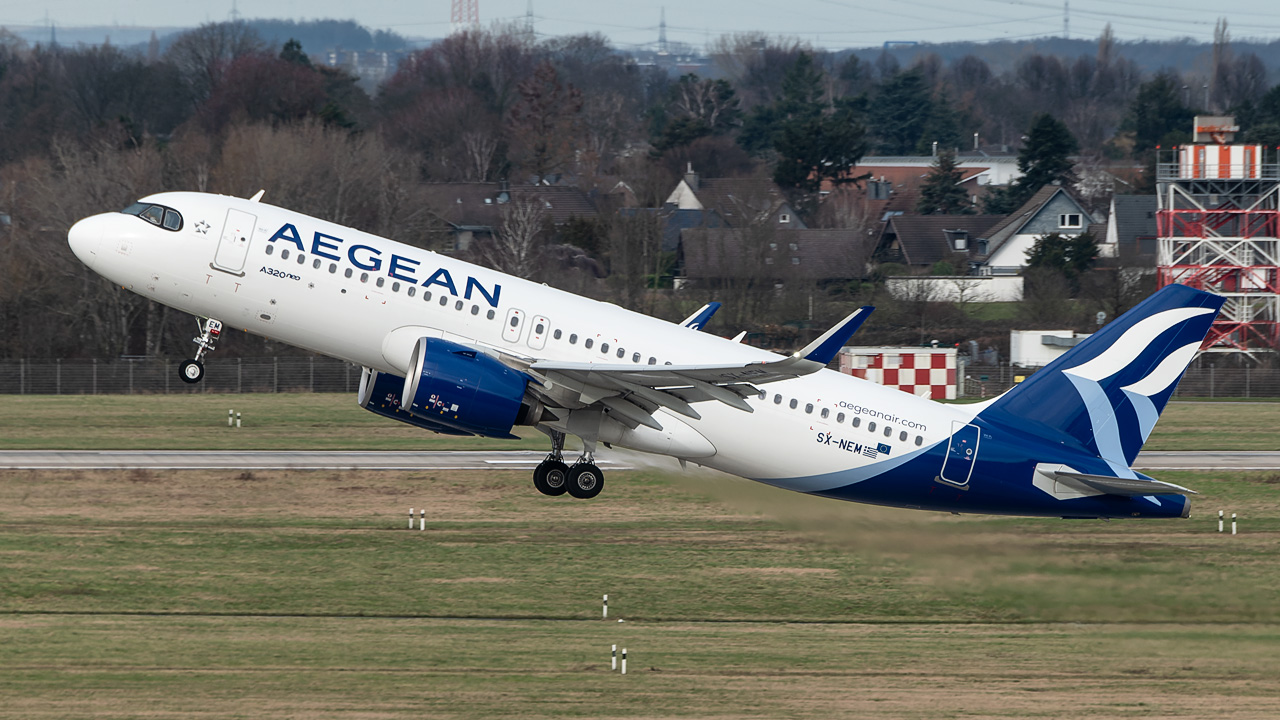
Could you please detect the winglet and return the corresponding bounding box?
[681,302,722,331]
[796,306,874,365]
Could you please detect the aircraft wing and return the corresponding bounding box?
[523,307,873,428]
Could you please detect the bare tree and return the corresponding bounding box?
[475,198,547,279]
[164,22,264,105]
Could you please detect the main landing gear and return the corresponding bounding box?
[179,317,223,384]
[533,430,604,499]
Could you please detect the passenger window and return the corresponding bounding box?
[632,352,640,363]
[455,300,463,310]
[162,209,182,231]
[471,305,479,315]
[789,399,798,409]
[601,343,609,354]
[535,322,545,334]
[282,249,291,260]
[900,431,907,441]
[915,436,923,446]
[266,245,275,256]
[773,394,782,404]
[344,268,353,278]
[648,357,656,365]
[664,361,673,365]
[805,403,813,414]
[585,339,593,349]
[837,412,845,423]
[360,272,369,283]
[570,334,578,344]
[821,408,829,418]
[407,287,416,297]
[617,348,625,359]
[487,309,495,320]
[439,296,448,306]
[852,417,861,427]
[554,329,562,340]
[868,421,876,432]
[424,291,432,301]
[296,253,305,265]
[509,317,519,327]
[313,259,322,269]
[329,263,337,273]
[884,427,892,437]
[391,282,400,292]
[376,277,385,287]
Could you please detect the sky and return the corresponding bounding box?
[5,0,1280,49]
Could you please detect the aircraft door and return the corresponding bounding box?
[939,421,980,487]
[527,315,550,351]
[213,208,257,274]
[502,308,525,343]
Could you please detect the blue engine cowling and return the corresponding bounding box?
[358,367,474,436]
[402,337,539,439]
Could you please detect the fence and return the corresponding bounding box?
[0,357,360,395]
[962,364,1280,399]
[2,357,1279,399]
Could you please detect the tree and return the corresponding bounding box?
[164,22,265,105]
[869,69,931,155]
[984,113,1078,214]
[916,149,972,215]
[652,74,740,152]
[1123,72,1195,155]
[474,198,548,279]
[508,61,583,181]
[1026,231,1098,293]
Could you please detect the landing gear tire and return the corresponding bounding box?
[566,463,604,499]
[533,460,569,496]
[179,359,205,384]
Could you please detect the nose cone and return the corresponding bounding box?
[68,215,104,269]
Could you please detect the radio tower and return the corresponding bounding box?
[658,7,669,55]
[451,0,479,34]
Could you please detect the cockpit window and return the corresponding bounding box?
[121,202,183,232]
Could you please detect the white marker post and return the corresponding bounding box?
[420,508,426,531]
[611,644,617,670]
[235,412,242,428]
[621,648,627,675]
[228,409,234,427]
[1232,512,1238,535]
[409,508,414,529]
[603,594,608,618]
[1218,510,1224,533]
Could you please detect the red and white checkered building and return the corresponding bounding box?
[836,347,958,400]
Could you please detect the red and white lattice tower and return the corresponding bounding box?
[1157,116,1280,360]
[451,0,479,33]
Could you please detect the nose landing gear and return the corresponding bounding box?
[533,430,604,499]
[179,318,223,384]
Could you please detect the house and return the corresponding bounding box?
[665,166,805,229]
[618,206,725,254]
[1102,195,1158,262]
[678,227,870,287]
[422,183,599,253]
[973,185,1096,275]
[878,214,1007,271]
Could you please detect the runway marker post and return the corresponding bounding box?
[603,594,608,618]
[611,644,617,670]
[1232,512,1238,535]
[419,508,426,531]
[228,409,234,427]
[1218,510,1224,533]
[235,412,242,428]
[409,508,414,529]
[621,648,627,675]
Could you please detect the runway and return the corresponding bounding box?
[0,450,1274,471]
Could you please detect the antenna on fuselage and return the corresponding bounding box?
[248,189,265,202]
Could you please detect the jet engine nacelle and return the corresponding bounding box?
[357,367,474,436]
[403,337,543,439]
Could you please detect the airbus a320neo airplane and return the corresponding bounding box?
[68,192,1223,519]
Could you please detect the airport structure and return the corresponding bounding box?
[1157,116,1280,360]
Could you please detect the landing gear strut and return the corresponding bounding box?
[179,318,223,384]
[533,430,604,499]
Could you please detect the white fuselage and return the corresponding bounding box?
[70,192,976,492]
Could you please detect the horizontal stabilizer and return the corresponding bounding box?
[797,306,874,365]
[681,302,722,331]
[1054,469,1197,497]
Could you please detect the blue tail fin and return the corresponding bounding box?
[978,285,1223,475]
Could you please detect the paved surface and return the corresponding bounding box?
[0,450,1274,471]
[0,450,633,471]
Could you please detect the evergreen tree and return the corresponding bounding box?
[1122,72,1194,155]
[1026,231,1098,293]
[279,38,312,67]
[916,149,972,215]
[913,90,962,156]
[869,69,931,155]
[984,113,1078,214]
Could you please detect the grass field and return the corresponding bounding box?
[4,393,1280,451]
[3,462,1280,718]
